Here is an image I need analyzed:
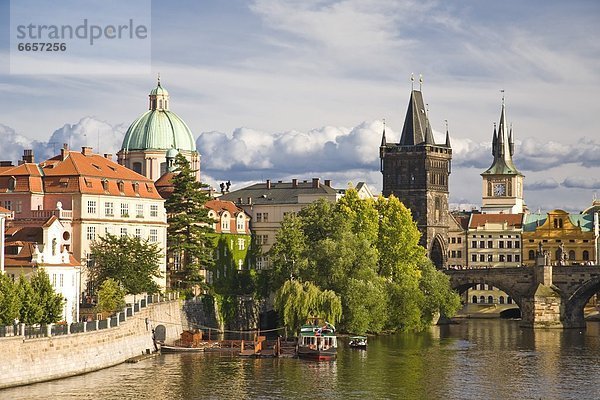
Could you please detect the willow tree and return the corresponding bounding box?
[274,280,342,336]
[165,153,214,290]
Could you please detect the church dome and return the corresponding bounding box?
[121,79,196,152]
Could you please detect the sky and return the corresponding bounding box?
[0,0,599,213]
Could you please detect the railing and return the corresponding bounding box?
[0,291,180,339]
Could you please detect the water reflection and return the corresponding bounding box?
[2,320,600,399]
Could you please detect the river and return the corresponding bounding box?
[3,319,600,399]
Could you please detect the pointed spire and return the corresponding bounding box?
[444,120,451,147]
[380,118,387,146]
[509,123,514,156]
[492,123,497,157]
[399,87,435,146]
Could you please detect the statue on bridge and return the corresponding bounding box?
[536,242,551,266]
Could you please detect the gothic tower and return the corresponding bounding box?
[481,97,525,214]
[380,87,452,268]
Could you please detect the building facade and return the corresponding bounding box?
[467,213,524,268]
[380,88,452,268]
[219,178,342,269]
[3,216,81,323]
[523,209,598,266]
[447,211,470,269]
[0,147,168,294]
[117,78,200,182]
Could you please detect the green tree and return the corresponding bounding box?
[89,234,162,295]
[17,275,43,324]
[165,153,214,289]
[274,279,342,336]
[0,274,20,325]
[30,270,64,324]
[96,278,126,314]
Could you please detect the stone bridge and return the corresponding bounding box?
[445,262,600,329]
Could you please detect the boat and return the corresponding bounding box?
[348,335,367,349]
[296,318,337,361]
[159,343,206,353]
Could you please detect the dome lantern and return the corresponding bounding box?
[149,73,170,111]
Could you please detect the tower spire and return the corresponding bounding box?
[380,118,387,146]
[445,119,451,147]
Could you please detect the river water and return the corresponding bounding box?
[4,319,600,399]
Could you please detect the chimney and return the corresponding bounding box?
[247,197,252,205]
[292,178,298,188]
[312,178,320,188]
[103,153,113,160]
[61,143,69,161]
[266,179,271,189]
[22,149,35,163]
[324,179,331,187]
[81,146,93,156]
[0,161,13,167]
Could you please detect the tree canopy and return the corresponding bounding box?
[267,188,460,334]
[89,234,162,295]
[96,278,126,314]
[0,273,20,325]
[165,153,214,289]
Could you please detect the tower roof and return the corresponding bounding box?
[482,101,522,176]
[399,90,436,146]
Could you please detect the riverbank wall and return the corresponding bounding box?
[0,295,187,390]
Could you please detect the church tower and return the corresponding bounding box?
[380,83,452,268]
[481,97,525,214]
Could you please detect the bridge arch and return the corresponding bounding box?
[564,276,600,327]
[449,277,524,310]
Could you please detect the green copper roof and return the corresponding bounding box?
[482,102,523,176]
[150,83,169,96]
[121,110,196,152]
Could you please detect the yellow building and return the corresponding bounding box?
[522,209,598,266]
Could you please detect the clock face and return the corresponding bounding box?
[494,183,506,196]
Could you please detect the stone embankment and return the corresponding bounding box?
[0,293,187,389]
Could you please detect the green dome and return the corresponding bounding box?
[121,110,196,152]
[150,84,169,96]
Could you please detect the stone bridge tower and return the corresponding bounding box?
[380,84,452,268]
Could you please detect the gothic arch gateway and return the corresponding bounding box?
[430,234,447,269]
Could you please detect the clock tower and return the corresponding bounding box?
[481,98,525,214]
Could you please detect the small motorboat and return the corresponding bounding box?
[348,336,367,349]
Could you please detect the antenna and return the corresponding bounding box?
[411,73,415,90]
[500,89,505,105]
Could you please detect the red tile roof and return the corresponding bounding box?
[469,213,523,229]
[205,199,244,216]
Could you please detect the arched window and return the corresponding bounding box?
[508,180,512,196]
[472,296,478,304]
[559,218,563,228]
[499,296,505,304]
[487,181,492,196]
[568,250,575,260]
[528,250,535,260]
[8,176,16,191]
[479,283,485,290]
[554,219,558,228]
[488,295,494,304]
[555,250,561,261]
[159,99,163,109]
[479,296,486,304]
[583,250,590,261]
[507,297,513,304]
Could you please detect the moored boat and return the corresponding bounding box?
[297,318,337,361]
[159,343,206,353]
[348,335,367,349]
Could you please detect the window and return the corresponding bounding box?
[499,255,505,262]
[105,226,111,235]
[487,254,493,262]
[515,241,520,249]
[3,200,12,210]
[457,237,462,244]
[479,254,485,262]
[256,213,263,222]
[451,237,456,244]
[471,254,477,262]
[583,250,590,261]
[507,241,512,249]
[59,274,64,287]
[238,259,243,270]
[568,250,575,260]
[507,255,513,262]
[118,180,125,192]
[237,217,245,232]
[472,241,477,249]
[149,229,158,242]
[515,255,520,262]
[86,226,96,240]
[121,203,129,217]
[237,238,245,250]
[479,241,485,248]
[136,204,144,218]
[135,228,142,238]
[105,202,114,217]
[52,274,57,287]
[499,241,504,249]
[14,200,22,214]
[102,179,109,191]
[499,296,505,304]
[120,227,127,237]
[451,250,456,258]
[528,250,535,260]
[487,240,493,248]
[8,176,16,191]
[457,250,462,258]
[150,204,158,217]
[132,162,142,174]
[263,213,269,222]
[488,296,494,304]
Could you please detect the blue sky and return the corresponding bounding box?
[1,0,599,212]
